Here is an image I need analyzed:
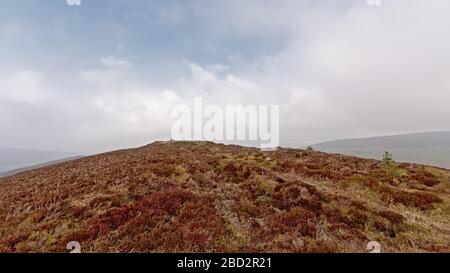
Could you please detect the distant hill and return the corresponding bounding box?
[0,156,84,178]
[0,141,449,253]
[0,148,79,174]
[310,132,450,169]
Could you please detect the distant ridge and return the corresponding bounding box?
[311,131,450,169]
[0,148,78,174]
[0,156,84,178]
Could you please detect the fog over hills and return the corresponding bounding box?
[0,148,78,174]
[311,132,450,169]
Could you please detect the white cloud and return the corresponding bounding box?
[0,71,47,104]
[2,1,450,152]
[101,56,133,69]
[203,0,450,144]
[162,89,180,102]
[0,64,177,153]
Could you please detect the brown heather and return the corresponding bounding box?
[0,141,449,253]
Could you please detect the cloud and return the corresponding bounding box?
[0,63,178,153]
[2,0,450,152]
[101,56,133,69]
[200,0,450,145]
[0,71,47,104]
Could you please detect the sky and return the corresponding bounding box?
[1,0,450,154]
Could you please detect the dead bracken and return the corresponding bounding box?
[0,141,449,253]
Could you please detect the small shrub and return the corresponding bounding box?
[380,151,408,178]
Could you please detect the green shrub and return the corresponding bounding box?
[380,151,408,178]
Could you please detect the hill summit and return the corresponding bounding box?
[0,141,449,252]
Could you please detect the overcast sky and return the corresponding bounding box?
[1,0,450,154]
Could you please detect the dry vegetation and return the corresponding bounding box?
[0,141,449,253]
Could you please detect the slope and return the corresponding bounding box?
[0,141,449,253]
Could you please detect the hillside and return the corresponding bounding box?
[311,132,450,169]
[0,141,449,253]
